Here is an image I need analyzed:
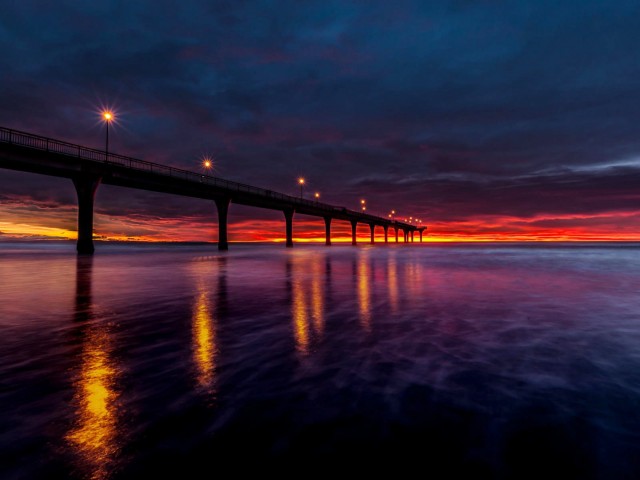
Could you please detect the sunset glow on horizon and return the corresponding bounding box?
[1,211,638,243]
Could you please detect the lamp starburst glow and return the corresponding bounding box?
[101,110,115,158]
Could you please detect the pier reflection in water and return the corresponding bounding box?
[1,243,640,478]
[66,256,120,480]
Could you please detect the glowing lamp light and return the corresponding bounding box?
[314,192,320,199]
[203,158,212,169]
[361,199,366,204]
[298,178,305,185]
[101,109,115,157]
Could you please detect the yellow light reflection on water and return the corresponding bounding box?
[358,255,372,331]
[388,256,399,314]
[292,278,310,356]
[290,255,326,356]
[310,259,324,335]
[193,287,217,391]
[66,328,119,480]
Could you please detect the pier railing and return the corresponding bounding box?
[0,126,407,227]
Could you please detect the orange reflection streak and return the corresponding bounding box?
[310,258,324,335]
[192,285,217,391]
[388,256,399,314]
[357,254,372,331]
[291,276,310,356]
[290,255,326,356]
[66,328,118,480]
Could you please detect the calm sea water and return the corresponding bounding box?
[1,242,639,478]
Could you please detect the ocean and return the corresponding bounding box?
[1,242,639,478]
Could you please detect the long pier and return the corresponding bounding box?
[0,127,426,253]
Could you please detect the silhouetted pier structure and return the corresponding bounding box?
[0,127,426,253]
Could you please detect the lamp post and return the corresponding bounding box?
[314,192,320,201]
[102,111,114,158]
[298,177,305,198]
[361,199,366,212]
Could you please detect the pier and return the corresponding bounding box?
[0,127,426,253]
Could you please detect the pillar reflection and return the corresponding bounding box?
[66,256,120,480]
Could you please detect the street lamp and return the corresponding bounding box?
[390,210,396,221]
[314,192,320,201]
[298,177,305,198]
[203,158,213,170]
[102,110,114,157]
[360,199,366,212]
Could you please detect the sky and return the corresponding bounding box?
[1,0,639,242]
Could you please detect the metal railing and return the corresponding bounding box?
[0,126,415,228]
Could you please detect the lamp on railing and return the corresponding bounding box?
[298,177,305,198]
[102,110,114,159]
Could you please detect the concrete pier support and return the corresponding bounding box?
[72,174,101,254]
[411,231,414,242]
[284,209,294,247]
[419,229,424,242]
[215,197,230,251]
[351,220,357,246]
[395,227,399,243]
[369,224,375,244]
[324,217,332,246]
[384,225,388,243]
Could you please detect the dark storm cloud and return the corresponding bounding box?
[1,0,639,230]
